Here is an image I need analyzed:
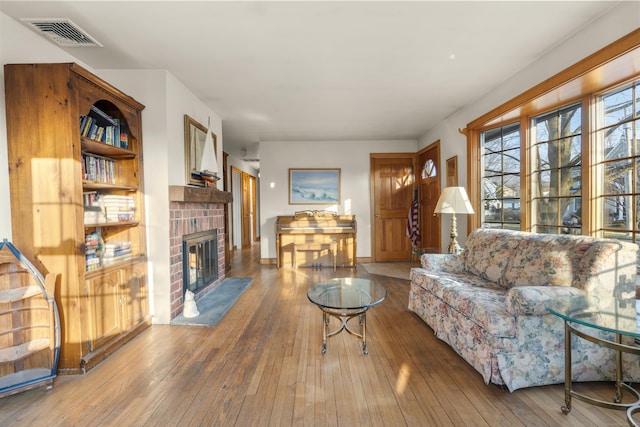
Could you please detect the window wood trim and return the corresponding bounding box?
[466,29,640,233]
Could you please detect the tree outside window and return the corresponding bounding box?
[531,104,582,235]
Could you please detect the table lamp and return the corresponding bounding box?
[434,186,475,254]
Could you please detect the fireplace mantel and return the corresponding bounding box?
[169,185,233,204]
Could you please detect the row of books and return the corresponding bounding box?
[84,193,136,224]
[79,105,129,149]
[82,153,116,184]
[85,231,102,272]
[101,195,136,223]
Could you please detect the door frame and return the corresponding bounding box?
[416,141,442,254]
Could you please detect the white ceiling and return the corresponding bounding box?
[0,1,622,164]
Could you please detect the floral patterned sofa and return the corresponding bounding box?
[408,228,639,391]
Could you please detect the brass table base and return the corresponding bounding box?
[561,320,640,416]
[320,308,368,355]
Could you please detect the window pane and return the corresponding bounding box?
[533,170,551,198]
[534,143,550,171]
[503,223,521,231]
[548,170,562,198]
[535,113,555,143]
[503,174,521,197]
[503,124,520,150]
[603,86,633,127]
[559,105,582,137]
[605,159,633,193]
[604,230,635,240]
[503,147,520,174]
[636,121,640,156]
[604,121,634,159]
[484,153,502,176]
[562,197,582,235]
[422,159,436,179]
[559,167,581,197]
[603,195,631,228]
[559,136,582,167]
[483,199,501,222]
[503,199,520,223]
[483,223,503,230]
[636,197,640,232]
[483,177,501,199]
[636,82,640,119]
[535,197,559,226]
[484,138,501,155]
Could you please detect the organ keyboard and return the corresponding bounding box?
[275,210,357,269]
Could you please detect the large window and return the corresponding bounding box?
[480,124,521,229]
[598,83,640,248]
[530,104,582,235]
[470,31,638,257]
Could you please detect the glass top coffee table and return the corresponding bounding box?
[307,277,386,355]
[546,296,640,418]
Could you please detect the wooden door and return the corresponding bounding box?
[371,155,415,261]
[418,142,441,253]
[241,172,252,248]
[249,174,258,241]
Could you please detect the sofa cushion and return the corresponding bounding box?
[502,234,592,288]
[464,228,522,287]
[505,286,586,316]
[440,281,516,338]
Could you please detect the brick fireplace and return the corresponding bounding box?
[169,185,232,320]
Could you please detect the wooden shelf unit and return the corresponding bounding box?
[4,63,151,374]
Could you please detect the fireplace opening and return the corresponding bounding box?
[182,230,218,297]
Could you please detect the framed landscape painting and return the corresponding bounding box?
[289,168,341,205]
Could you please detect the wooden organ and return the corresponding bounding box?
[275,211,357,269]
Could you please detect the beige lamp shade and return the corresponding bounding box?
[434,186,474,254]
[434,186,474,215]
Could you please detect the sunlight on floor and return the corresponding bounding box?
[396,362,410,395]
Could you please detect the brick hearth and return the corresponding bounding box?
[169,186,232,320]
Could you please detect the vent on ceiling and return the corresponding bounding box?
[21,18,102,47]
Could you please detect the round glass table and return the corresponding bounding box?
[546,296,640,419]
[307,277,386,355]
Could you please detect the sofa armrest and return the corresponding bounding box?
[420,253,464,273]
[506,286,586,316]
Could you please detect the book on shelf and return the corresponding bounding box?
[80,106,126,147]
[101,194,136,222]
[83,193,136,224]
[84,231,104,271]
[82,153,116,184]
[119,122,128,149]
[90,105,118,126]
[84,205,106,224]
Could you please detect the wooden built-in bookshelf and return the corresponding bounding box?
[4,63,151,374]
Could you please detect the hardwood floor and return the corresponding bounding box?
[0,243,636,426]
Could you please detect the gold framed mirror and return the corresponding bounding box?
[184,114,217,187]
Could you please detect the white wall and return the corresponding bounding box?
[97,70,224,324]
[418,1,640,251]
[259,140,417,261]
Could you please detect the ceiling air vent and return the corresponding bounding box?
[21,18,102,47]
